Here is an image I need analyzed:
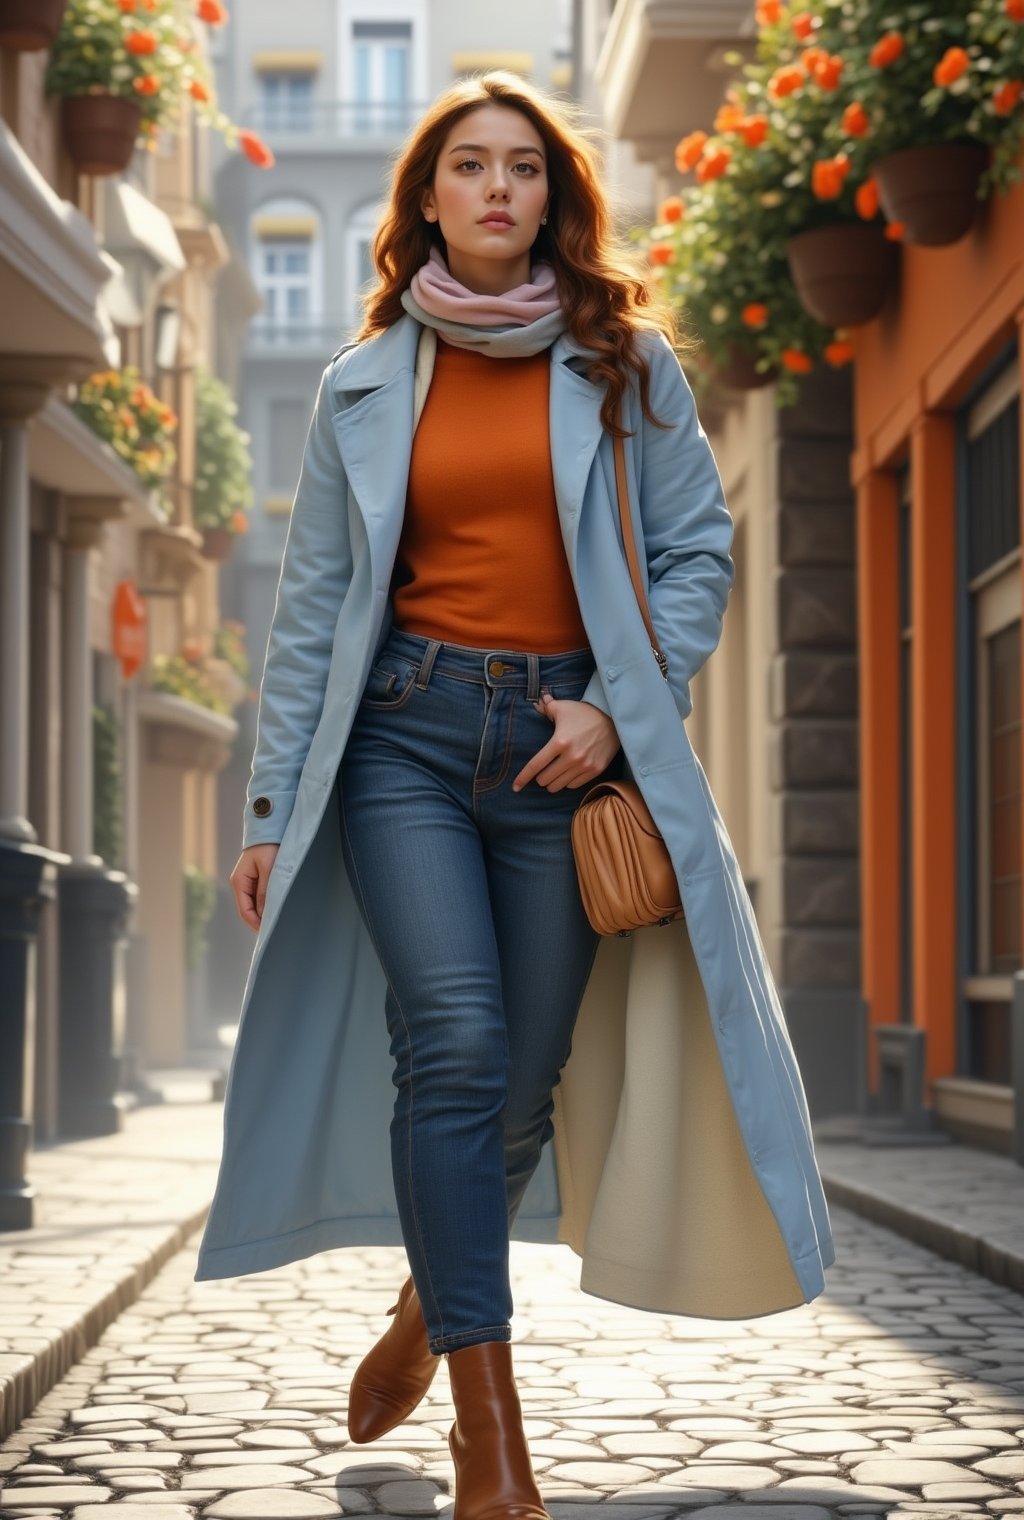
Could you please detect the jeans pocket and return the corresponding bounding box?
[360,653,419,710]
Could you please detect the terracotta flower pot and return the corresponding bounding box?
[785,222,898,327]
[872,141,990,247]
[0,0,67,49]
[200,526,235,562]
[61,94,142,177]
[715,343,779,392]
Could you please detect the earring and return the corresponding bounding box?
[540,215,548,224]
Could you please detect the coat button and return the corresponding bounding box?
[252,796,273,817]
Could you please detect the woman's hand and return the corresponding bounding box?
[231,843,281,931]
[513,695,621,794]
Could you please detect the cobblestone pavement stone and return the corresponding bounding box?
[2,1205,1024,1520]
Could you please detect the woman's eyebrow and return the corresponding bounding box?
[447,143,544,156]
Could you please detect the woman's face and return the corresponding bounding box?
[421,103,551,293]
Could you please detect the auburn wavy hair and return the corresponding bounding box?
[355,71,685,437]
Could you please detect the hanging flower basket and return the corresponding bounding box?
[715,343,779,392]
[872,142,990,248]
[61,94,142,176]
[785,223,898,328]
[200,526,235,562]
[0,0,67,50]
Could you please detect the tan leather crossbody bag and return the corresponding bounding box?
[569,426,685,937]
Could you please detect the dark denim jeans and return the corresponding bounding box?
[337,627,623,1355]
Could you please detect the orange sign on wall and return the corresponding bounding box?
[112,579,147,680]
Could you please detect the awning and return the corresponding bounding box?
[0,118,110,369]
[102,178,186,285]
[98,248,143,328]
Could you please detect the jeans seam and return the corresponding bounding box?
[473,690,517,801]
[337,776,445,1342]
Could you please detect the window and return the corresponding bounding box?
[250,199,323,342]
[269,398,312,491]
[259,242,311,325]
[352,20,412,131]
[258,72,314,131]
[962,356,1021,1084]
[345,201,383,330]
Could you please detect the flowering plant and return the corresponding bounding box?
[213,619,250,684]
[641,184,850,407]
[72,365,177,493]
[193,364,254,533]
[750,0,1024,196]
[149,644,232,714]
[45,0,275,167]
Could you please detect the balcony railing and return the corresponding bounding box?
[247,316,356,354]
[241,99,430,141]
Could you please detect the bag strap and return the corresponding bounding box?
[612,425,669,680]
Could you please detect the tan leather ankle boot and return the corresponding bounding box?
[446,1339,549,1520]
[347,1274,440,1442]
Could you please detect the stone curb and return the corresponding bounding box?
[0,1093,222,1445]
[0,1199,211,1443]
[820,1170,1024,1297]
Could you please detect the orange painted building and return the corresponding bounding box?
[852,173,1023,1153]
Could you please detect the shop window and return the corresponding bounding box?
[898,466,913,1024]
[962,357,1021,1084]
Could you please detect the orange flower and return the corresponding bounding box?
[132,73,160,93]
[189,79,210,102]
[811,53,844,91]
[756,0,782,23]
[768,64,804,99]
[870,33,905,68]
[657,195,684,223]
[696,145,731,182]
[125,29,157,53]
[781,349,814,374]
[738,114,768,147]
[237,129,275,168]
[855,177,880,219]
[1008,0,1024,19]
[158,405,177,428]
[741,303,769,328]
[884,220,906,240]
[230,510,249,534]
[791,10,817,39]
[801,46,827,74]
[141,0,156,9]
[648,243,674,265]
[675,129,708,171]
[196,0,228,21]
[934,46,969,87]
[714,101,746,133]
[823,340,854,366]
[181,638,203,663]
[842,101,869,136]
[994,79,1024,114]
[117,0,135,10]
[811,153,850,200]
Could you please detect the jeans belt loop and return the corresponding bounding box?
[526,654,540,703]
[415,638,443,690]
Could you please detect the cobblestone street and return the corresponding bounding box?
[3,1203,1024,1520]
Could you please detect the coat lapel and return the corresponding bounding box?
[329,313,608,587]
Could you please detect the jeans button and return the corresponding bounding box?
[488,659,506,677]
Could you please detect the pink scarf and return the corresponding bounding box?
[408,245,561,326]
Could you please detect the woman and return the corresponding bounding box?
[195,70,834,1519]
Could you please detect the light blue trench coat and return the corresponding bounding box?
[192,312,836,1319]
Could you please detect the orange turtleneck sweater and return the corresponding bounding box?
[390,337,589,654]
